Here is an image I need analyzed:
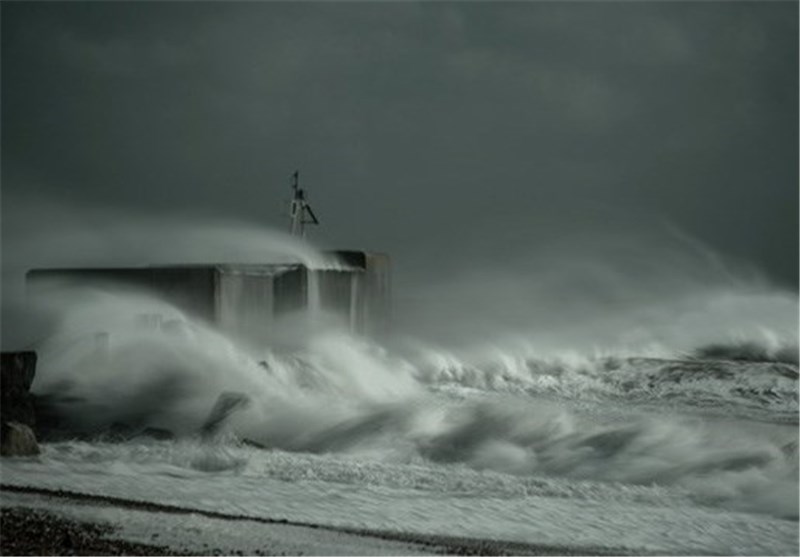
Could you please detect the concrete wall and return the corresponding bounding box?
[272,266,307,317]
[27,252,391,338]
[217,268,275,343]
[316,270,357,327]
[322,251,391,335]
[363,253,391,335]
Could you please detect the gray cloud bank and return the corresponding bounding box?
[2,2,797,295]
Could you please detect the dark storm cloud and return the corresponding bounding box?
[2,1,797,287]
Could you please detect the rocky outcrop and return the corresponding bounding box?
[0,421,40,456]
[1,351,40,456]
[1,351,37,424]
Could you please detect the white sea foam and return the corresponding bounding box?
[20,286,796,530]
[2,199,797,553]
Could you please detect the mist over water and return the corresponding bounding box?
[4,193,796,354]
[392,223,797,359]
[2,193,337,270]
[2,195,798,526]
[26,285,798,519]
[1,194,343,349]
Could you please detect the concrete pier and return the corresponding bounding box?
[26,251,390,340]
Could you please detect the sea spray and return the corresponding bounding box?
[25,283,797,519]
[4,195,797,525]
[31,285,420,440]
[393,225,799,359]
[0,194,344,350]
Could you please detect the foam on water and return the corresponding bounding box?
[3,434,798,555]
[21,286,797,525]
[2,203,797,552]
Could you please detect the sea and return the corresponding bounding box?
[1,231,798,556]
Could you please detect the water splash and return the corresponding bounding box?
[27,285,798,519]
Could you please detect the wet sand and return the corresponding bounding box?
[1,484,641,556]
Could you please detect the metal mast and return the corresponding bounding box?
[288,170,319,237]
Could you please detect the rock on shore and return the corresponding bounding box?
[0,422,39,457]
[1,351,40,456]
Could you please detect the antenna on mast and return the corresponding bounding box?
[288,170,319,237]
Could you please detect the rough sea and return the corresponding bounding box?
[2,220,798,555]
[2,280,798,555]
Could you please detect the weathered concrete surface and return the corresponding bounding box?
[318,251,391,334]
[27,253,392,337]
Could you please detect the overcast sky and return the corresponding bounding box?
[2,1,798,291]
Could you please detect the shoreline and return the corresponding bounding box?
[0,484,642,556]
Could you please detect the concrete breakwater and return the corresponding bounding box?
[26,250,391,343]
[15,250,391,443]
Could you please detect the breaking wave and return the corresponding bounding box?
[690,339,799,366]
[26,287,798,519]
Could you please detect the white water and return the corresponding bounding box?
[1,205,798,554]
[1,284,797,554]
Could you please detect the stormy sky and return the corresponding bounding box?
[2,1,798,292]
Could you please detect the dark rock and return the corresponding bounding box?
[1,351,37,396]
[0,421,40,456]
[1,395,37,431]
[1,352,40,455]
[1,351,38,428]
